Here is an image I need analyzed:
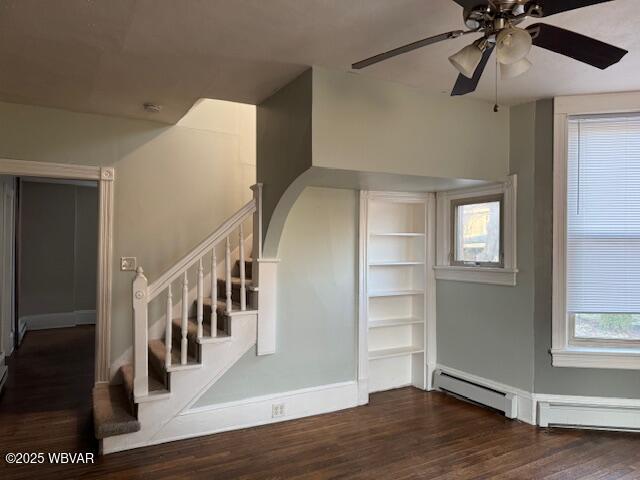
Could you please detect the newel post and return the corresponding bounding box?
[251,183,263,288]
[132,267,149,397]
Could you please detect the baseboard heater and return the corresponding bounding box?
[433,370,517,419]
[538,402,640,431]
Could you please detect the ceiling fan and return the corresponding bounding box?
[352,0,628,97]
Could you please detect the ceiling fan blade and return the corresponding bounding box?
[451,45,494,96]
[532,0,614,17]
[352,30,464,69]
[527,23,627,69]
[451,0,488,8]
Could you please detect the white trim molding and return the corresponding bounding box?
[103,381,358,454]
[552,93,640,370]
[19,310,96,331]
[434,364,640,431]
[0,158,115,383]
[435,176,518,286]
[551,347,640,370]
[357,191,369,405]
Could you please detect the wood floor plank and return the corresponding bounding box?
[1,327,640,479]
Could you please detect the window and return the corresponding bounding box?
[435,177,517,286]
[552,93,640,370]
[451,195,504,267]
[567,114,640,347]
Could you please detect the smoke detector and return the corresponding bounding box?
[143,102,162,113]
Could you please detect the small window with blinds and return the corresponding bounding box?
[567,114,640,345]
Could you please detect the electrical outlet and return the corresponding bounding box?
[121,257,137,271]
[271,403,285,418]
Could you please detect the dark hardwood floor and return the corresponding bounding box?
[2,327,640,479]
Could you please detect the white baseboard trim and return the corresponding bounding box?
[435,364,640,432]
[103,380,359,454]
[436,364,535,425]
[19,310,96,332]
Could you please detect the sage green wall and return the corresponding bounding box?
[259,66,510,257]
[75,185,99,311]
[437,99,640,398]
[257,69,313,257]
[196,187,358,406]
[20,182,78,317]
[532,99,640,397]
[435,103,536,392]
[0,99,255,365]
[312,67,510,181]
[19,181,98,317]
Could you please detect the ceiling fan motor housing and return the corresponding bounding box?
[464,1,542,31]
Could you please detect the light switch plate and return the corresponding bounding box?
[121,257,137,271]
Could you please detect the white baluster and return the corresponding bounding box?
[132,267,149,397]
[165,285,172,369]
[225,236,232,313]
[181,272,188,365]
[211,249,218,337]
[197,258,204,339]
[239,224,246,311]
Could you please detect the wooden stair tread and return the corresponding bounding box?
[148,339,200,370]
[171,316,229,340]
[93,384,140,439]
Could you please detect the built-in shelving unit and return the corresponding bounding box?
[362,192,430,394]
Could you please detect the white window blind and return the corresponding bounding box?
[567,114,640,314]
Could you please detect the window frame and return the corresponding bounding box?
[435,176,517,286]
[552,92,640,370]
[450,193,505,268]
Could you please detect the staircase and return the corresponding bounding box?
[94,184,269,454]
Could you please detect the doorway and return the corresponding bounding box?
[0,159,115,384]
[15,178,99,345]
[0,174,102,451]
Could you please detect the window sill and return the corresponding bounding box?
[551,347,640,370]
[433,266,518,286]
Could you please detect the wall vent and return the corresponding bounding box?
[433,370,517,419]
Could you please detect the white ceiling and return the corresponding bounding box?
[0,0,638,123]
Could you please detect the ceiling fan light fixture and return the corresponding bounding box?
[448,41,484,78]
[496,27,532,65]
[501,57,532,79]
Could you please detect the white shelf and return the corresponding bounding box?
[369,317,424,329]
[365,192,429,393]
[370,232,425,237]
[369,345,425,360]
[369,261,424,266]
[368,289,423,298]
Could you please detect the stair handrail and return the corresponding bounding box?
[131,184,262,398]
[147,199,256,302]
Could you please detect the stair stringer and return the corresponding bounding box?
[102,311,257,454]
